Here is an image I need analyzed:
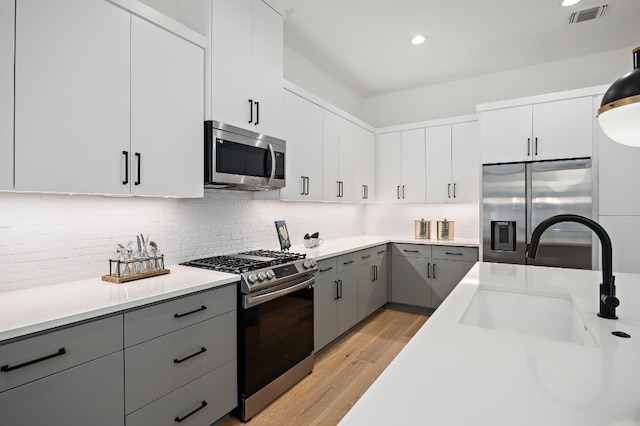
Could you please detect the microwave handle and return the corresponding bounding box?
[267,143,276,185]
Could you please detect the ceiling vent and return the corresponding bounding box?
[568,4,609,24]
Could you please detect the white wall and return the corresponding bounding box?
[363,47,634,128]
[284,46,366,121]
[0,192,364,291]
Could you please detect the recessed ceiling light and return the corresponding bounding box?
[410,35,426,45]
[561,0,581,6]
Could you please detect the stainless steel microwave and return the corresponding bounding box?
[204,120,286,191]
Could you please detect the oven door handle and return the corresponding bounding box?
[244,276,315,309]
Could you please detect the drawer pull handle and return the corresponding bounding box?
[174,347,207,364]
[361,255,372,259]
[343,260,355,265]
[175,400,208,423]
[174,305,207,319]
[319,267,334,272]
[403,249,420,253]
[377,250,386,255]
[445,252,464,256]
[1,348,66,373]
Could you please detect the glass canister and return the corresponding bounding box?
[437,219,455,240]
[414,219,431,239]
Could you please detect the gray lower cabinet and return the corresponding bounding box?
[391,243,478,309]
[314,255,359,352]
[357,246,388,321]
[0,315,124,426]
[315,246,390,352]
[124,284,237,424]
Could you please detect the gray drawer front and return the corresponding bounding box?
[124,284,236,347]
[431,246,478,261]
[125,311,236,414]
[337,250,362,272]
[126,359,237,426]
[316,257,337,280]
[0,351,124,426]
[391,243,431,258]
[0,315,123,393]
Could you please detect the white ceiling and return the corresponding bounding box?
[278,0,640,97]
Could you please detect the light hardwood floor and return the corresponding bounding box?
[220,308,428,426]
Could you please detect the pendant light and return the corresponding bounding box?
[597,46,640,147]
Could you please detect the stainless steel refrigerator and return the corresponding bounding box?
[482,158,593,269]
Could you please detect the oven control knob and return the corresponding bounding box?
[266,270,275,279]
[309,259,317,267]
[247,274,258,284]
[303,260,312,269]
[257,272,267,281]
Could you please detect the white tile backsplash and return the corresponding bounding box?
[363,202,480,239]
[0,191,365,290]
[0,191,480,291]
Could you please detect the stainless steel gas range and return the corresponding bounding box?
[182,249,317,421]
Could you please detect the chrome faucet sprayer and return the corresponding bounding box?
[526,214,619,320]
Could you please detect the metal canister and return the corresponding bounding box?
[414,219,431,239]
[437,219,455,240]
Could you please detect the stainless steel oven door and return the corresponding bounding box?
[239,275,314,400]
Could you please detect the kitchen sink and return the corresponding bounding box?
[460,286,598,346]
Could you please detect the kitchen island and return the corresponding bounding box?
[339,262,640,425]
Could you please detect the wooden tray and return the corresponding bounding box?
[102,269,170,284]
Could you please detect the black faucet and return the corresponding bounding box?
[526,214,619,320]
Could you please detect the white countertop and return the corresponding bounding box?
[0,265,238,342]
[0,235,478,344]
[339,262,640,425]
[292,234,479,261]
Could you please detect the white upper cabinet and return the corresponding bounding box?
[427,121,479,203]
[323,112,354,202]
[481,96,593,164]
[377,129,426,203]
[425,125,452,203]
[130,16,204,198]
[14,0,204,197]
[451,121,480,203]
[14,0,131,195]
[598,94,640,216]
[278,90,324,201]
[0,0,14,190]
[211,0,283,139]
[352,125,376,202]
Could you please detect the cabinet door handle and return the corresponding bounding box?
[335,280,340,300]
[175,401,208,423]
[448,183,451,198]
[255,101,260,125]
[248,99,253,124]
[397,185,401,200]
[134,152,141,186]
[319,266,333,273]
[305,177,310,195]
[433,263,437,279]
[402,185,405,199]
[339,279,343,299]
[373,265,378,281]
[527,138,531,156]
[174,347,207,364]
[453,183,457,198]
[300,176,306,195]
[534,137,538,156]
[340,181,344,197]
[1,348,66,373]
[122,151,129,185]
[174,305,207,318]
[363,184,368,199]
[427,262,431,278]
